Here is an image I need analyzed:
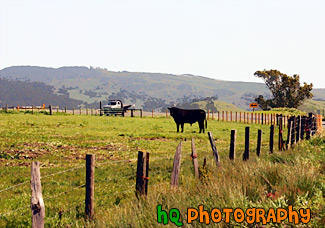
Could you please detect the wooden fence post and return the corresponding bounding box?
[100,101,103,116]
[86,108,88,115]
[171,142,182,188]
[287,120,292,150]
[230,111,232,122]
[32,106,34,114]
[251,113,253,124]
[278,115,285,150]
[257,129,262,157]
[31,161,45,228]
[222,111,224,121]
[291,116,297,145]
[65,106,67,113]
[191,138,199,179]
[140,109,143,118]
[270,125,274,153]
[306,113,312,139]
[152,109,154,118]
[229,130,236,160]
[73,106,75,115]
[166,109,168,118]
[49,105,53,115]
[301,116,306,140]
[312,114,317,136]
[136,151,149,196]
[207,110,210,120]
[255,113,257,124]
[235,112,237,122]
[261,113,264,125]
[208,132,220,166]
[5,104,8,113]
[243,127,250,161]
[244,112,246,124]
[226,111,228,122]
[212,111,214,120]
[85,154,95,220]
[218,111,220,121]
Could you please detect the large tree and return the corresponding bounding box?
[254,69,313,109]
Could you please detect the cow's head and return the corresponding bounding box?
[168,107,177,117]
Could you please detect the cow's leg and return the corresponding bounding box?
[199,121,203,133]
[181,123,184,132]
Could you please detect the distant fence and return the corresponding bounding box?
[0,112,322,226]
[1,104,324,129]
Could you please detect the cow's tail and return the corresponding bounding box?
[205,118,207,130]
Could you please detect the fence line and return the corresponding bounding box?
[0,180,30,194]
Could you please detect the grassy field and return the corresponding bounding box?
[0,111,324,227]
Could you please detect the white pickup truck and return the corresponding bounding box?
[101,100,131,116]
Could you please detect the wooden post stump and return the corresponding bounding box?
[31,161,45,228]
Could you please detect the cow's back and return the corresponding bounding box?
[173,108,206,123]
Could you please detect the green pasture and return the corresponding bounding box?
[0,112,324,227]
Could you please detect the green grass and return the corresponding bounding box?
[0,112,324,227]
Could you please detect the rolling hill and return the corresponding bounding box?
[0,66,324,113]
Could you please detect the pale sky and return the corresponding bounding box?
[1,0,324,88]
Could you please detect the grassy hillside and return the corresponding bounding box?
[0,112,324,227]
[193,100,245,112]
[299,99,325,114]
[1,66,324,112]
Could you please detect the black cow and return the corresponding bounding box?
[168,107,207,133]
